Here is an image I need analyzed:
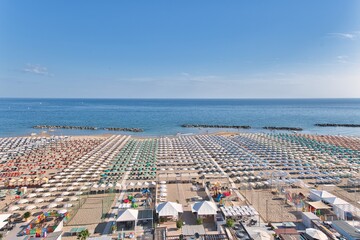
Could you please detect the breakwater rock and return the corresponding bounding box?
[263,126,303,131]
[32,125,144,132]
[181,124,251,129]
[103,127,144,132]
[33,125,98,130]
[315,123,360,128]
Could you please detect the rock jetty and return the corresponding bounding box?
[33,125,98,130]
[315,123,360,128]
[263,126,303,131]
[32,125,144,132]
[103,127,143,132]
[181,124,251,129]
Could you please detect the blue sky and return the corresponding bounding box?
[0,0,359,98]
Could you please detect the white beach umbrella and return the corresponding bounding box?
[34,198,44,203]
[27,193,37,198]
[48,203,58,209]
[18,199,29,204]
[25,205,37,210]
[58,209,67,214]
[305,228,328,240]
[8,205,20,211]
[55,197,64,202]
[69,196,79,201]
[42,192,52,197]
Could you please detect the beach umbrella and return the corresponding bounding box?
[8,205,20,211]
[55,197,64,202]
[34,198,44,203]
[58,209,67,214]
[69,196,79,201]
[63,203,73,208]
[25,205,37,211]
[27,193,37,198]
[305,228,328,240]
[42,192,52,197]
[18,199,29,204]
[48,203,58,209]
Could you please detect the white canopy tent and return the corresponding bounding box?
[191,201,218,216]
[156,202,183,218]
[116,209,139,222]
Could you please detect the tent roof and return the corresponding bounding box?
[310,189,336,199]
[116,209,138,222]
[191,201,217,215]
[324,197,349,206]
[156,202,183,217]
[307,201,332,210]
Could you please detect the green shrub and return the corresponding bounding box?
[77,229,90,240]
[176,220,183,229]
[226,218,235,228]
[196,218,203,225]
[23,212,31,220]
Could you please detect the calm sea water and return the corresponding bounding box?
[1,98,360,137]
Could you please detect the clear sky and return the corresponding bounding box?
[0,0,359,98]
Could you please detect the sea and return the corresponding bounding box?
[1,98,360,137]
